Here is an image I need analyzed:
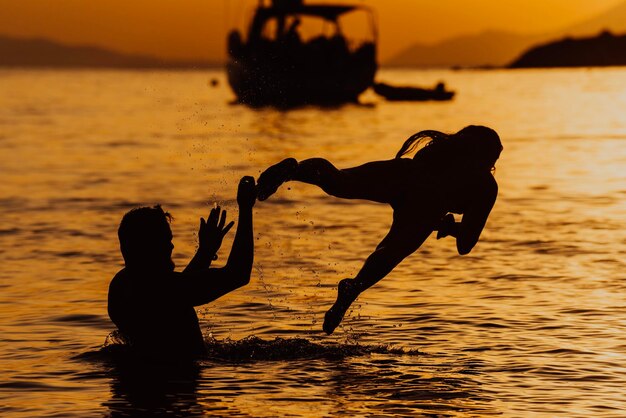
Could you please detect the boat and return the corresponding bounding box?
[373,81,455,102]
[226,0,377,107]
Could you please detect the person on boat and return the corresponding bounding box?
[284,17,302,44]
[108,176,257,359]
[256,126,502,334]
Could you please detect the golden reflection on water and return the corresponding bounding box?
[1,68,626,417]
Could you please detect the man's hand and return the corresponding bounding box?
[237,176,257,209]
[199,206,234,259]
[436,213,456,240]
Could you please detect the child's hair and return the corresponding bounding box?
[395,125,503,171]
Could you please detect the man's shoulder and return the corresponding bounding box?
[109,268,130,293]
[110,268,127,283]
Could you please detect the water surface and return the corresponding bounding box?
[1,68,625,417]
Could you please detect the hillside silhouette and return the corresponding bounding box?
[0,35,218,69]
[510,30,626,68]
[385,30,545,68]
[565,1,626,36]
[386,0,626,68]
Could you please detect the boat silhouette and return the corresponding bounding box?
[226,0,377,107]
[372,81,455,102]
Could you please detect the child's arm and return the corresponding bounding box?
[445,175,498,255]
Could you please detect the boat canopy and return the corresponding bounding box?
[257,4,360,22]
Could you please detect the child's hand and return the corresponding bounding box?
[436,213,455,239]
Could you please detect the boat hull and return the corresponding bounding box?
[227,45,377,107]
[373,82,455,102]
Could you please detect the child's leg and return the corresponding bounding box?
[258,157,405,203]
[257,158,299,201]
[323,207,439,334]
[290,158,342,193]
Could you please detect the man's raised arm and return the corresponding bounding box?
[177,176,256,306]
[223,176,256,286]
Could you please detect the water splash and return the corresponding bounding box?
[95,331,420,363]
[203,335,420,362]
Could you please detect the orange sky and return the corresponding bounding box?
[0,0,623,62]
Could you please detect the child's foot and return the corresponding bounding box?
[323,279,359,335]
[256,158,298,201]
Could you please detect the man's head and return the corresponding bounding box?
[118,205,175,271]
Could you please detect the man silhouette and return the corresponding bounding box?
[108,176,256,359]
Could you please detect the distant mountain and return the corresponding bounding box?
[510,30,626,68]
[385,0,626,68]
[385,30,546,68]
[0,35,219,69]
[564,1,626,36]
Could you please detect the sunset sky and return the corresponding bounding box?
[0,0,623,62]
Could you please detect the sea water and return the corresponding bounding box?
[1,68,625,417]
